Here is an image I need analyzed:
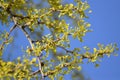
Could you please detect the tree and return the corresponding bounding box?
[0,0,118,80]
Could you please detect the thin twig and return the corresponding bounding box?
[19,24,45,80]
[19,26,33,49]
[44,62,73,77]
[8,24,17,36]
[0,24,17,51]
[30,70,40,76]
[30,61,73,77]
[20,26,45,80]
[37,56,44,80]
[57,45,74,54]
[12,14,33,49]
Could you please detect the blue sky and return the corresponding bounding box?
[0,0,120,80]
[79,0,120,80]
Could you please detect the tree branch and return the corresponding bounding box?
[19,25,46,79]
[30,61,73,77]
[44,62,72,77]
[19,26,33,49]
[57,45,74,54]
[0,24,17,51]
[37,56,45,80]
[30,70,40,76]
